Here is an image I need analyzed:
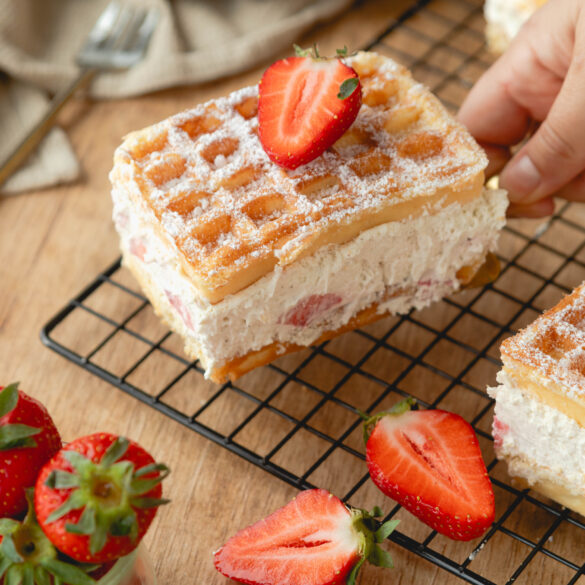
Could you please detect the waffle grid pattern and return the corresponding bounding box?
[42,0,585,583]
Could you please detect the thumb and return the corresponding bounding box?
[500,17,585,204]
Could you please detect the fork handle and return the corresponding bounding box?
[0,67,97,188]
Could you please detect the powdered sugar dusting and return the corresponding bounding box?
[502,283,585,400]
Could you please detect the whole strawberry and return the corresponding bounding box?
[363,399,495,541]
[214,488,399,585]
[0,382,62,518]
[258,45,362,170]
[34,433,169,564]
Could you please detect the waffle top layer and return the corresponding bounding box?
[111,51,487,304]
[502,283,585,401]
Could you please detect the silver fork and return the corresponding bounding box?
[0,1,157,188]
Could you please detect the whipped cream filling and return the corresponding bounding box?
[489,370,585,495]
[112,186,507,375]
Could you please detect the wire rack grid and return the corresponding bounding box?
[41,0,585,583]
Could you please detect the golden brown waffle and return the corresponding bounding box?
[501,283,585,425]
[111,51,486,304]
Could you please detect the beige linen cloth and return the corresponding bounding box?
[0,0,352,195]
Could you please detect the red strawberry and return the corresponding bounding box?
[281,294,343,327]
[0,382,61,518]
[364,399,495,541]
[258,47,361,170]
[214,488,399,585]
[34,433,170,564]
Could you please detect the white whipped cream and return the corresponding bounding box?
[112,186,507,376]
[489,370,585,495]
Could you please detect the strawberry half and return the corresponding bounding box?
[0,382,62,518]
[258,47,361,169]
[364,399,495,541]
[34,433,170,564]
[214,488,399,585]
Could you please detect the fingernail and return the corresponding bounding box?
[500,154,541,202]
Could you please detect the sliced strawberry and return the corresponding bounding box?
[364,400,495,541]
[214,488,399,585]
[258,49,361,170]
[281,293,343,327]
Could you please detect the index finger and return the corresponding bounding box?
[457,4,568,147]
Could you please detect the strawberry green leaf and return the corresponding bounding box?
[130,466,170,495]
[337,77,359,100]
[336,46,349,57]
[0,424,40,450]
[0,519,20,536]
[375,518,400,543]
[130,496,170,509]
[0,556,12,580]
[44,470,80,490]
[133,462,170,479]
[46,489,86,523]
[0,534,23,564]
[110,514,136,538]
[62,450,93,473]
[362,397,417,443]
[40,559,96,585]
[100,437,129,467]
[0,386,41,450]
[5,565,23,585]
[22,563,34,585]
[0,383,19,417]
[34,566,51,585]
[370,544,394,569]
[66,507,96,535]
[369,506,383,518]
[346,557,365,585]
[89,523,108,556]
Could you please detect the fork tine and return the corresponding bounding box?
[101,3,135,51]
[85,1,122,47]
[110,7,157,69]
[117,8,149,51]
[133,9,158,53]
[76,2,157,70]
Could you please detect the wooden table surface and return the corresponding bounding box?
[3,0,585,583]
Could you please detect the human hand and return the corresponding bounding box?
[458,0,585,217]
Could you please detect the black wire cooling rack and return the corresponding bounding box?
[41,0,585,583]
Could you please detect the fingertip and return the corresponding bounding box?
[506,197,555,218]
[500,153,541,203]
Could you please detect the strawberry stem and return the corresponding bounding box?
[361,397,417,443]
[0,491,97,585]
[44,437,169,555]
[347,506,399,585]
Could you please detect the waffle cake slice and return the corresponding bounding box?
[110,51,508,383]
[489,283,585,515]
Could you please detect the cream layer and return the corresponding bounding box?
[112,186,507,376]
[489,370,585,496]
